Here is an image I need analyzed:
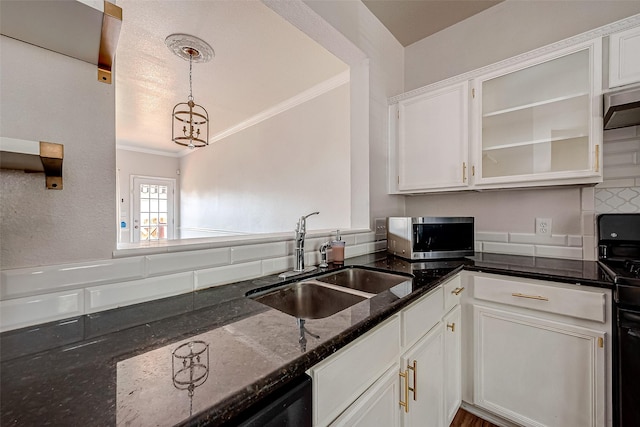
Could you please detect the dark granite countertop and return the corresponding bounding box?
[0,252,614,426]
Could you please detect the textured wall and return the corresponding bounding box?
[0,36,116,269]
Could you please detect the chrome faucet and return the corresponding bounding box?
[294,211,319,272]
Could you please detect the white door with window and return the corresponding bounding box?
[131,176,175,242]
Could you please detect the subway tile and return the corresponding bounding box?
[475,241,483,252]
[568,235,583,247]
[1,257,146,300]
[372,240,387,252]
[535,245,583,260]
[355,232,377,244]
[509,233,567,246]
[1,289,84,333]
[482,242,535,257]
[230,242,287,264]
[85,273,193,313]
[195,261,262,291]
[262,256,295,276]
[146,248,229,276]
[475,232,509,243]
[345,243,370,259]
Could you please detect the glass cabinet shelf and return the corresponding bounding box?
[482,92,589,117]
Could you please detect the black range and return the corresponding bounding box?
[598,213,640,427]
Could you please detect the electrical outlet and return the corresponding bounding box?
[374,218,387,240]
[536,218,552,235]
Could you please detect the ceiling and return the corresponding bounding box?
[363,0,503,47]
[116,0,502,155]
[115,1,348,155]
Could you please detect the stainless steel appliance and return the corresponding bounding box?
[597,213,640,427]
[604,86,640,130]
[387,217,474,260]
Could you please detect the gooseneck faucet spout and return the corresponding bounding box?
[294,211,319,272]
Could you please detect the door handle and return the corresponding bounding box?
[399,369,409,412]
[408,360,417,400]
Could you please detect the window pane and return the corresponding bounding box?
[141,227,150,240]
[159,214,167,225]
[141,213,150,226]
[140,185,149,197]
[159,186,168,199]
[159,200,167,212]
[159,225,166,239]
[140,199,150,213]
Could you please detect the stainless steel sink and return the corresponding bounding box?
[250,280,369,319]
[315,267,412,294]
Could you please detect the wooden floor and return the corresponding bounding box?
[450,408,500,427]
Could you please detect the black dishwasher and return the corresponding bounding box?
[234,374,312,427]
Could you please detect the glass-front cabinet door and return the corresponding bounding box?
[472,40,602,187]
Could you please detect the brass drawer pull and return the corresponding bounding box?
[399,369,409,412]
[408,360,417,400]
[512,292,549,301]
[447,322,456,332]
[452,287,465,296]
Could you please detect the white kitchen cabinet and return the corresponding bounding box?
[400,322,445,427]
[472,39,603,188]
[609,25,640,88]
[330,364,402,427]
[308,315,401,427]
[443,305,462,426]
[466,273,611,427]
[390,81,470,193]
[474,306,605,427]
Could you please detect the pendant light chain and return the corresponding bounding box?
[188,53,194,102]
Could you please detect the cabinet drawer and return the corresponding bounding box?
[443,274,464,312]
[473,275,606,322]
[402,286,444,348]
[310,315,400,427]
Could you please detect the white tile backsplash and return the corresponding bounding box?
[482,242,535,256]
[85,273,194,313]
[146,248,230,276]
[535,245,583,260]
[230,242,286,264]
[195,261,262,290]
[1,289,84,332]
[0,257,146,300]
[508,233,567,246]
[475,232,509,243]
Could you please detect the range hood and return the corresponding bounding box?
[604,86,640,130]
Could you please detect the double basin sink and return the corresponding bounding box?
[247,267,413,319]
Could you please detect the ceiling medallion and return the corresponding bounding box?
[165,34,214,149]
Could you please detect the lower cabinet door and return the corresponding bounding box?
[401,323,445,427]
[444,305,462,425]
[474,305,606,427]
[330,364,401,427]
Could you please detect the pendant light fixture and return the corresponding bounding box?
[165,34,214,149]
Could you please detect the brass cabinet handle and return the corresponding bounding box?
[452,287,465,296]
[512,292,549,301]
[408,360,417,400]
[595,145,600,172]
[447,322,456,332]
[399,369,409,412]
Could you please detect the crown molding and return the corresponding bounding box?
[390,13,640,104]
[116,143,181,158]
[209,70,350,145]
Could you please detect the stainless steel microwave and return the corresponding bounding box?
[387,217,474,260]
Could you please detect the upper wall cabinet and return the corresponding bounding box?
[0,0,122,84]
[388,37,604,194]
[609,25,640,88]
[390,82,470,193]
[472,40,603,189]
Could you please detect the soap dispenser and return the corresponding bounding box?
[331,230,345,264]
